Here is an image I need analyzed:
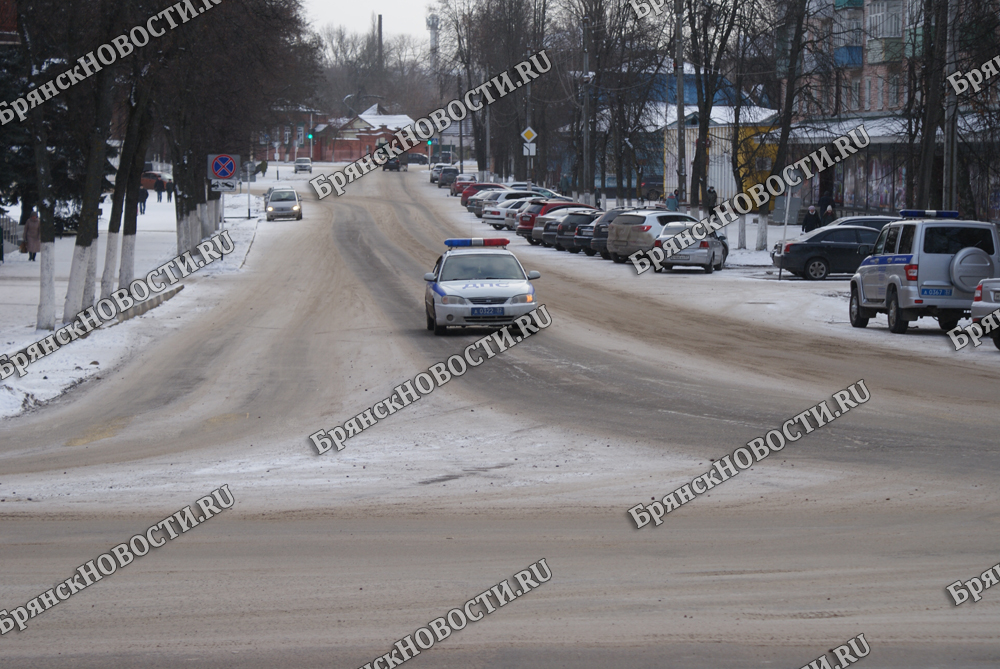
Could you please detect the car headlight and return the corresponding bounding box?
[510,294,534,304]
[267,206,274,212]
[441,295,468,305]
[292,205,300,211]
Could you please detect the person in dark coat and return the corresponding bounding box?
[166,180,175,203]
[821,205,836,227]
[818,190,833,216]
[801,205,822,233]
[25,210,41,261]
[138,187,149,214]
[704,186,718,211]
[154,177,165,202]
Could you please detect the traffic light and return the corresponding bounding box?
[427,139,432,146]
[307,131,314,140]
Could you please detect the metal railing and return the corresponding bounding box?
[1,213,18,246]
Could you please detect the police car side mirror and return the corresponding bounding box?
[527,270,541,279]
[424,273,436,282]
[858,244,873,257]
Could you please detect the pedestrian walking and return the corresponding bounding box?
[166,180,175,203]
[154,177,165,203]
[704,186,718,211]
[25,210,41,261]
[138,187,148,214]
[665,189,679,211]
[818,190,833,216]
[821,205,836,227]
[802,205,822,233]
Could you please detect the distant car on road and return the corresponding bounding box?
[516,199,596,244]
[461,183,507,207]
[424,238,541,335]
[141,171,173,190]
[450,174,476,196]
[430,164,446,183]
[383,157,401,171]
[772,225,881,280]
[294,158,313,174]
[266,189,302,221]
[408,153,429,165]
[555,210,603,252]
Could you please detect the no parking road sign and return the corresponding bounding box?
[208,153,241,191]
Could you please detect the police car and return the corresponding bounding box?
[849,210,1000,333]
[424,238,541,336]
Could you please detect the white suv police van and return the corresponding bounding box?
[849,210,1000,333]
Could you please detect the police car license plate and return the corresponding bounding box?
[472,307,504,316]
[920,288,952,297]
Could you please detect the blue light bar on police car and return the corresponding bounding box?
[444,238,509,247]
[899,210,959,219]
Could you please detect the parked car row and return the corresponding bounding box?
[448,180,731,274]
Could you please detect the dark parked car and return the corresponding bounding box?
[516,199,596,242]
[438,167,459,188]
[821,215,900,230]
[771,225,881,280]
[383,157,401,171]
[587,209,629,259]
[408,153,429,165]
[556,211,603,252]
[640,176,664,200]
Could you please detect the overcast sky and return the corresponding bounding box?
[302,1,431,41]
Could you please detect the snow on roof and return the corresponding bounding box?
[655,102,778,130]
[356,105,415,132]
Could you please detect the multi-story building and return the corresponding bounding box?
[780,0,999,221]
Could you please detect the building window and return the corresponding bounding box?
[865,77,871,110]
[868,1,903,38]
[284,126,291,145]
[297,126,304,145]
[852,78,861,110]
[889,75,900,107]
[877,76,883,110]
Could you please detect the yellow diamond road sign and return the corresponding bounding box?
[521,127,537,143]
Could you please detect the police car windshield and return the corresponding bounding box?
[440,254,525,281]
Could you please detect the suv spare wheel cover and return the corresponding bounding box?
[950,247,995,293]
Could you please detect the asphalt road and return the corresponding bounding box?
[1,168,998,668]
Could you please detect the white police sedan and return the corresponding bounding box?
[424,239,541,335]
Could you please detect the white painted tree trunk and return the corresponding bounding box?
[756,212,770,251]
[199,202,211,242]
[83,242,98,308]
[177,211,188,257]
[738,214,746,250]
[118,234,136,290]
[36,242,56,330]
[62,245,90,323]
[100,231,119,299]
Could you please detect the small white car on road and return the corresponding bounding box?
[424,238,541,336]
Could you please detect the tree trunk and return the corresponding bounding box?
[756,211,770,251]
[119,107,153,291]
[32,109,57,330]
[917,0,948,208]
[63,69,114,323]
[769,0,808,181]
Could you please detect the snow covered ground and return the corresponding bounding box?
[0,181,281,420]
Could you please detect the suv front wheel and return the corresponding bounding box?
[887,289,909,333]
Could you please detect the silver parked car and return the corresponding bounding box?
[605,210,698,263]
[653,222,726,273]
[971,278,1000,350]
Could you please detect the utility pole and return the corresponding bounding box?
[943,0,958,210]
[582,16,591,206]
[458,74,464,173]
[485,93,491,181]
[674,0,686,207]
[526,49,533,189]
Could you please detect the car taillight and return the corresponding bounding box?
[557,224,564,232]
[654,239,662,248]
[636,225,652,232]
[783,243,793,254]
[904,264,918,281]
[699,241,710,249]
[974,283,983,302]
